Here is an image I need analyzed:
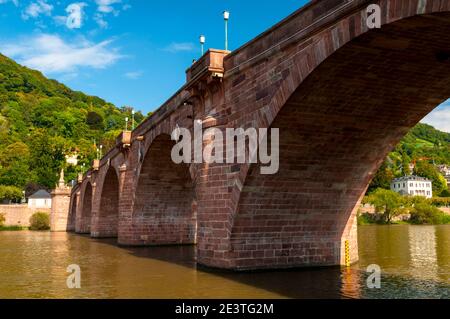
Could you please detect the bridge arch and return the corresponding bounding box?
[91,166,120,238]
[67,193,77,232]
[77,181,93,234]
[223,8,450,269]
[130,133,196,245]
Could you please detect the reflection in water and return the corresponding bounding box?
[409,227,438,281]
[0,226,449,298]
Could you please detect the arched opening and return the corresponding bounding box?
[67,194,77,232]
[132,134,196,245]
[93,167,119,238]
[229,13,450,269]
[79,183,92,234]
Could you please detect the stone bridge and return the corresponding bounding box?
[65,0,450,270]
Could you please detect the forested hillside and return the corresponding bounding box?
[369,123,450,196]
[0,53,145,197]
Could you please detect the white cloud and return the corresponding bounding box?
[124,71,143,80]
[65,2,87,29]
[22,0,53,20]
[93,0,130,28]
[163,42,195,53]
[2,34,123,74]
[96,0,121,13]
[421,104,450,133]
[0,0,19,6]
[94,13,108,29]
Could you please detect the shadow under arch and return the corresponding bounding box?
[227,12,450,270]
[77,182,93,234]
[92,166,120,238]
[67,193,77,232]
[131,134,196,245]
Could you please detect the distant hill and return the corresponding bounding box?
[0,53,144,193]
[401,123,450,164]
[369,123,450,196]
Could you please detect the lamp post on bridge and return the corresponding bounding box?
[199,35,206,56]
[223,10,230,51]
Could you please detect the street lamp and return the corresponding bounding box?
[199,35,206,56]
[131,109,136,130]
[223,11,230,51]
[125,117,129,131]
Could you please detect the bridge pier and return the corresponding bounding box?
[50,170,72,232]
[119,134,197,246]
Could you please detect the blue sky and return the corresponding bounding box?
[0,0,449,132]
[0,0,304,112]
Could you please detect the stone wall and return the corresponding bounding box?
[0,205,51,227]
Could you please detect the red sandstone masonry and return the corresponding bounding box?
[71,0,450,270]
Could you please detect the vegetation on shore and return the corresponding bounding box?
[0,212,27,231]
[358,188,450,226]
[0,225,27,231]
[29,212,50,231]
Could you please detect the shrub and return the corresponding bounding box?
[29,212,50,231]
[357,212,378,225]
[409,203,448,225]
[0,213,5,227]
[441,214,450,224]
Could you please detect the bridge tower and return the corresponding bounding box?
[50,169,72,232]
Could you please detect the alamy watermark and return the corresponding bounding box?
[366,264,381,289]
[366,4,381,29]
[66,264,81,289]
[171,120,280,175]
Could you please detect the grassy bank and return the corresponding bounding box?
[357,212,450,226]
[0,225,28,231]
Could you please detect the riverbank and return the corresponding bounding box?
[0,226,28,231]
[357,211,450,225]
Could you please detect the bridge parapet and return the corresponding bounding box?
[115,130,132,150]
[186,49,230,83]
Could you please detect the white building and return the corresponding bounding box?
[437,165,450,176]
[28,190,52,209]
[437,165,450,188]
[390,175,433,199]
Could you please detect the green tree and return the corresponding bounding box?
[414,161,448,196]
[0,185,23,202]
[368,160,394,192]
[409,203,448,225]
[367,188,406,224]
[28,129,65,189]
[0,142,32,188]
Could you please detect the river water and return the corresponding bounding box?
[0,225,449,299]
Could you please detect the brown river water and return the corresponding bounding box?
[0,225,449,299]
